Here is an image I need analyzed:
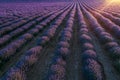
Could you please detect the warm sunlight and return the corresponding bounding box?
[106,0,120,5]
[109,0,120,3]
[100,0,120,10]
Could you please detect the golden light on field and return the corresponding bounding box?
[100,0,120,10]
[108,0,120,3]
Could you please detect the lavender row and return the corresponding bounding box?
[0,2,67,28]
[81,3,120,73]
[0,10,51,28]
[78,4,105,80]
[0,4,73,80]
[1,2,70,27]
[0,13,42,29]
[85,3,120,26]
[0,17,18,26]
[0,3,71,48]
[0,21,36,47]
[0,3,69,37]
[0,2,68,18]
[107,12,120,18]
[37,5,73,46]
[82,4,120,59]
[85,6,120,39]
[48,4,76,80]
[81,0,120,18]
[1,46,43,80]
[0,3,72,65]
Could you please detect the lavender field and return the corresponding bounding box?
[0,0,120,80]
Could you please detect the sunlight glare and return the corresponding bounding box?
[105,0,120,5]
[100,0,120,10]
[109,0,120,3]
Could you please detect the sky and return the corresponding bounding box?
[0,0,72,2]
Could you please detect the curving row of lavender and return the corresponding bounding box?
[48,4,76,80]
[0,1,120,80]
[78,4,105,80]
[81,0,120,74]
[0,3,73,80]
[0,3,71,63]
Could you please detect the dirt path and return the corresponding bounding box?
[66,10,83,80]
